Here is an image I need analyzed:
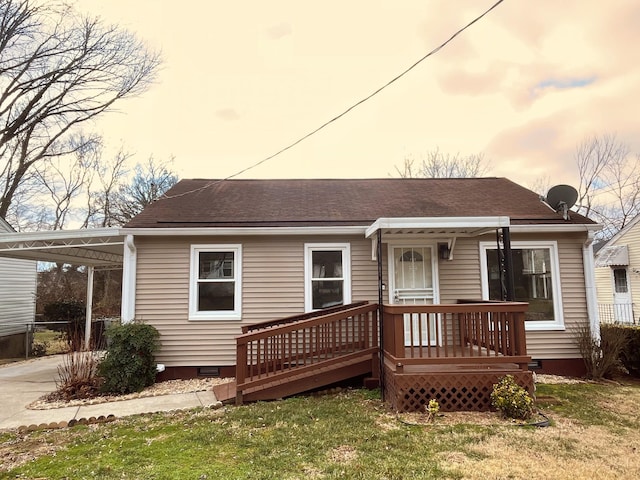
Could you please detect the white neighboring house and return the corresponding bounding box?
[595,213,640,324]
[0,218,37,358]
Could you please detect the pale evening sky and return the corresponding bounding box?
[75,0,640,192]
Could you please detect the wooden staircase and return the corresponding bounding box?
[230,302,380,405]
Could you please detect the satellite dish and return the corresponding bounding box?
[544,184,578,220]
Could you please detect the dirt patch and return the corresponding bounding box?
[328,445,358,464]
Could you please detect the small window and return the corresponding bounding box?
[613,268,628,293]
[305,243,351,311]
[190,245,242,320]
[480,241,564,330]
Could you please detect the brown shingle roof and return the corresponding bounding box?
[124,178,595,228]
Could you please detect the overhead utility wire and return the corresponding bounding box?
[162,0,505,200]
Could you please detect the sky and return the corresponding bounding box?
[74,0,640,192]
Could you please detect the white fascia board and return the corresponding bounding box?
[365,216,511,238]
[509,224,602,234]
[120,226,368,236]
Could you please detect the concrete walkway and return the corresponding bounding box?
[0,355,217,430]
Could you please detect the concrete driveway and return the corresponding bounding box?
[0,355,68,428]
[0,355,218,430]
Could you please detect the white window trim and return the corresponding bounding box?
[189,244,242,320]
[479,240,564,331]
[304,243,351,312]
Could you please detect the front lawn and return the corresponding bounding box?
[2,381,640,479]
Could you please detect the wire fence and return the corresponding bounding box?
[0,318,119,360]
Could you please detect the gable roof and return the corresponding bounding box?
[125,178,596,229]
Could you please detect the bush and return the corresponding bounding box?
[575,323,629,379]
[619,325,640,377]
[97,322,160,394]
[490,375,534,420]
[55,351,102,400]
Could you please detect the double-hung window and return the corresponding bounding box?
[304,243,351,311]
[480,241,564,330]
[189,244,242,320]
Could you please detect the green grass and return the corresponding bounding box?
[4,382,640,479]
[32,329,68,355]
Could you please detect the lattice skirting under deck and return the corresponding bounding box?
[384,366,534,412]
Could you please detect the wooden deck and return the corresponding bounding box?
[233,301,533,412]
[382,303,533,411]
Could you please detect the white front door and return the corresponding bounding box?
[613,268,632,323]
[389,246,439,346]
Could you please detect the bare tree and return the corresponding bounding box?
[82,147,132,228]
[575,134,640,239]
[395,148,491,178]
[0,0,161,219]
[111,156,178,225]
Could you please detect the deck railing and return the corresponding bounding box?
[382,302,530,369]
[236,302,379,402]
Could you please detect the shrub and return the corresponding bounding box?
[490,375,534,420]
[619,325,640,377]
[97,322,160,394]
[575,323,629,379]
[55,350,102,400]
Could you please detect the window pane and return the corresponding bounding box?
[486,248,555,322]
[312,280,344,309]
[312,251,343,279]
[199,252,234,279]
[198,282,235,311]
[614,269,628,293]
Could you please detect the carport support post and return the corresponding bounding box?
[84,265,94,350]
[501,227,515,302]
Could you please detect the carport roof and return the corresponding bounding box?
[0,228,124,267]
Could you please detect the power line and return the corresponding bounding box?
[162,0,506,200]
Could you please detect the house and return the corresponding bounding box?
[0,218,37,359]
[0,178,601,410]
[595,213,640,324]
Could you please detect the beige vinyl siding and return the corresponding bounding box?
[135,231,590,367]
[437,237,482,303]
[134,235,378,367]
[594,267,613,304]
[613,220,640,306]
[594,218,640,311]
[0,257,37,337]
[425,232,588,359]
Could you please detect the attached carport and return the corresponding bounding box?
[0,228,126,348]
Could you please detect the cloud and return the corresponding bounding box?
[215,108,241,121]
[534,76,596,91]
[266,22,292,40]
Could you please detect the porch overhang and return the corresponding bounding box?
[595,245,629,267]
[365,216,511,239]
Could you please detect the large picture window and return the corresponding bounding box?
[189,245,242,320]
[304,243,351,311]
[480,241,564,330]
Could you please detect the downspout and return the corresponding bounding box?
[377,229,385,399]
[84,265,94,349]
[121,234,137,323]
[582,230,600,341]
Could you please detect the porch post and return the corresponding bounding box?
[377,228,385,398]
[84,265,94,350]
[501,227,516,302]
[121,235,137,323]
